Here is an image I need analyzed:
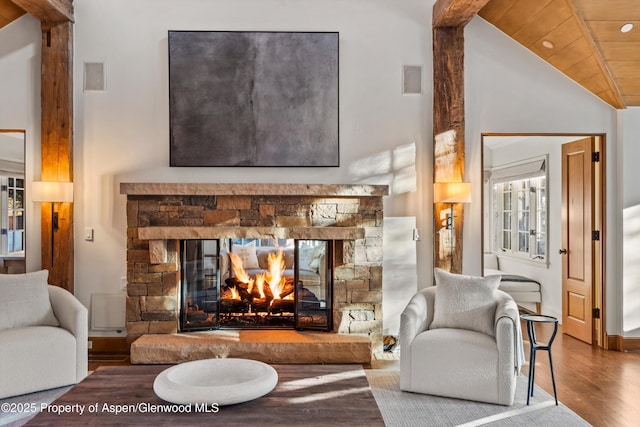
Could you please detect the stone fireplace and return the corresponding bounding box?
[120,183,388,356]
[180,237,334,331]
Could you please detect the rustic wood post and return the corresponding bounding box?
[433,26,465,273]
[12,0,75,291]
[40,21,74,291]
[432,0,489,273]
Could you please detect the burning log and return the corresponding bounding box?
[250,285,262,300]
[219,299,249,313]
[236,283,253,301]
[262,281,275,301]
[278,279,295,299]
[251,299,270,313]
[269,299,295,314]
[299,287,321,309]
[249,274,274,303]
[224,277,244,288]
[224,278,254,302]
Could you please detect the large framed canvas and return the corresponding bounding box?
[168,31,339,167]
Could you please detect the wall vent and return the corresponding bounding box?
[84,62,106,91]
[402,65,422,95]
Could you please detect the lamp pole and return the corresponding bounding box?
[433,182,471,273]
[50,202,55,267]
[31,181,74,274]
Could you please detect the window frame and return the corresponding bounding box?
[0,174,25,255]
[489,156,548,265]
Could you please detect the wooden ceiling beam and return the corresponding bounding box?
[10,0,73,23]
[433,0,491,28]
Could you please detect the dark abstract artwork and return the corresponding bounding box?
[169,31,339,167]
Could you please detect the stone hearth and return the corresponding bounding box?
[121,183,388,361]
[130,330,372,364]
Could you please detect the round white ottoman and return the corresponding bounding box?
[153,358,278,406]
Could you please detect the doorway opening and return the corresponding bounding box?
[481,133,606,348]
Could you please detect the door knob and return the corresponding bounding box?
[559,249,567,255]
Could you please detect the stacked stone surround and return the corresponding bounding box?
[120,183,388,353]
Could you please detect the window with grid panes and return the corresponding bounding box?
[492,174,546,262]
[1,176,25,254]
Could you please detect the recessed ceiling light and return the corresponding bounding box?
[542,40,554,49]
[621,23,634,33]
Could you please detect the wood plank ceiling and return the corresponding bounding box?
[0,0,25,29]
[480,0,640,108]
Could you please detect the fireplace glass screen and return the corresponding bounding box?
[180,239,332,331]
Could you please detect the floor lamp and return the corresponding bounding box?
[31,181,74,268]
[433,182,471,272]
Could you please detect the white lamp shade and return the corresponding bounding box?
[31,181,74,203]
[433,182,471,203]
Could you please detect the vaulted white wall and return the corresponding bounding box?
[72,0,431,335]
[465,17,622,335]
[620,107,640,336]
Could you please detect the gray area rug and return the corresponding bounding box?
[366,370,591,426]
[2,369,590,427]
[0,385,71,426]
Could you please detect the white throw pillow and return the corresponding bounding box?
[0,270,60,331]
[484,253,499,270]
[429,268,500,337]
[299,246,321,272]
[231,241,260,269]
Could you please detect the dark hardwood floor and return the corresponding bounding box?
[90,324,640,427]
[523,322,640,427]
[88,355,130,371]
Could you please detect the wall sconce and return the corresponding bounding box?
[433,182,471,270]
[31,181,74,266]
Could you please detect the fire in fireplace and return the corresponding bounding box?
[180,238,332,331]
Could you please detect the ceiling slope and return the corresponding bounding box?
[480,0,640,108]
[0,0,25,29]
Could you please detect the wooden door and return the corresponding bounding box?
[561,137,595,344]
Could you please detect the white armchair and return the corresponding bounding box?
[400,269,522,406]
[0,271,88,399]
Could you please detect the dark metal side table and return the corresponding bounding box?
[520,313,559,406]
